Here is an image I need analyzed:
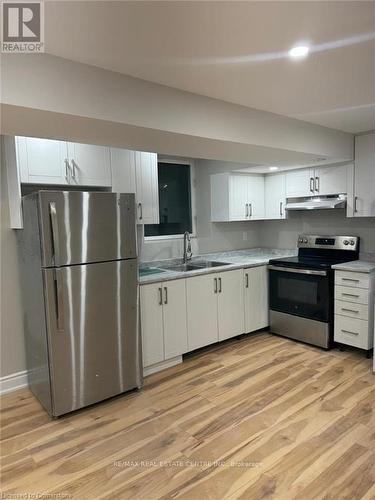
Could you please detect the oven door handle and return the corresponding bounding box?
[268,265,327,276]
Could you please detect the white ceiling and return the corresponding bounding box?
[45,1,375,134]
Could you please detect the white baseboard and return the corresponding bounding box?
[143,356,182,377]
[0,370,29,395]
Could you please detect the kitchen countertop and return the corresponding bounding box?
[139,248,296,284]
[332,260,375,273]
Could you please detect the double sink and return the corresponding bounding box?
[140,260,230,277]
[161,260,230,273]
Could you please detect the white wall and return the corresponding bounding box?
[0,149,26,378]
[1,54,354,165]
[259,210,375,255]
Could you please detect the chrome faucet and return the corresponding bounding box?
[183,231,193,263]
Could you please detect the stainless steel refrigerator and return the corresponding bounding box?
[18,191,142,417]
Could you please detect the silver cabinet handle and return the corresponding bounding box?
[279,201,283,217]
[249,203,252,217]
[71,159,78,182]
[342,278,360,283]
[214,278,218,293]
[245,273,249,288]
[64,159,71,183]
[354,196,358,213]
[310,177,314,193]
[341,308,359,313]
[315,176,319,192]
[164,286,168,305]
[158,287,163,305]
[245,203,249,218]
[218,277,222,293]
[341,329,359,336]
[342,292,359,298]
[54,268,64,331]
[49,202,60,267]
[138,202,143,220]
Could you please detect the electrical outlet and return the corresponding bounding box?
[243,232,248,241]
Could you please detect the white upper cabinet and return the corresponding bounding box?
[247,175,265,219]
[110,148,136,193]
[135,151,159,224]
[285,168,314,198]
[17,136,69,185]
[211,173,265,221]
[265,173,286,219]
[67,142,111,187]
[111,148,159,224]
[353,133,375,217]
[314,164,348,196]
[286,164,349,198]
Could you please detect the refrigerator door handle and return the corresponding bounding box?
[54,269,64,331]
[49,202,60,266]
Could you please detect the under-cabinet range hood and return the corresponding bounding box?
[285,195,347,211]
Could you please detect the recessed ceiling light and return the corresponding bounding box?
[269,166,279,171]
[289,45,310,59]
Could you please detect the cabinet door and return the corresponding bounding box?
[229,175,248,220]
[217,269,244,341]
[285,168,314,198]
[163,279,188,358]
[110,148,136,193]
[354,134,375,217]
[16,136,69,185]
[314,164,348,196]
[186,274,218,351]
[68,142,111,187]
[135,152,159,224]
[247,175,265,219]
[140,283,164,367]
[244,266,269,333]
[265,173,286,219]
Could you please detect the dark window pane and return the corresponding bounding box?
[144,163,192,237]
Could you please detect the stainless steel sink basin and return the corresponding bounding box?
[191,260,230,268]
[160,263,202,272]
[159,260,230,273]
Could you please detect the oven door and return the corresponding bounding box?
[269,265,330,322]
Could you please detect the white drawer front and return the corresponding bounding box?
[334,315,372,349]
[335,271,369,289]
[335,300,368,321]
[335,285,369,305]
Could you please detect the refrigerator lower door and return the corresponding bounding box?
[43,259,141,416]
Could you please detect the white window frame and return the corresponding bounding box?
[144,158,197,241]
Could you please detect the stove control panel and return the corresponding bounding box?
[298,235,359,251]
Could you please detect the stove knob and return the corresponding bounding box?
[299,238,304,243]
[303,238,308,244]
[350,240,355,246]
[343,240,349,245]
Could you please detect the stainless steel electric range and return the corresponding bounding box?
[268,235,360,349]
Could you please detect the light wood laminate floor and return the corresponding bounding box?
[1,332,375,499]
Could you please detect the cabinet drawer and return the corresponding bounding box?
[335,285,368,305]
[334,315,371,349]
[335,271,369,289]
[335,300,368,321]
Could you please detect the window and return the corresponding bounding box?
[144,162,193,237]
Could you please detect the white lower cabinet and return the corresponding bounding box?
[218,269,244,341]
[334,270,374,352]
[244,266,269,333]
[186,273,219,351]
[187,269,244,350]
[140,279,188,370]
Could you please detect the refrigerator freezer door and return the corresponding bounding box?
[43,259,141,416]
[38,191,137,267]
